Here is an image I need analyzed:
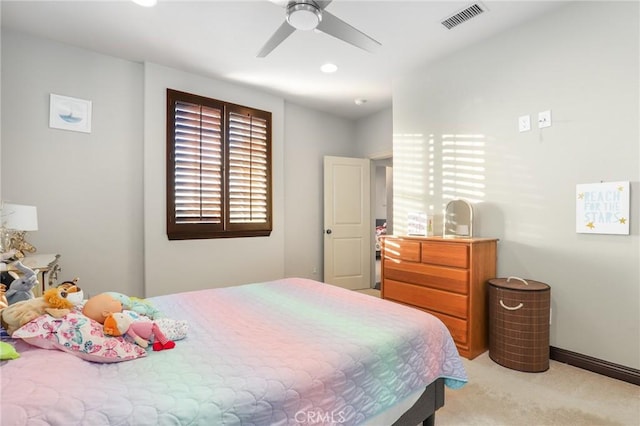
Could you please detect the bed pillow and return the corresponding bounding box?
[12,311,147,363]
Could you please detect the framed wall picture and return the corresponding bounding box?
[49,94,92,133]
[576,181,630,235]
[407,211,433,236]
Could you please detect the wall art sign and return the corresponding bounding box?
[407,211,433,236]
[576,181,630,235]
[49,94,92,133]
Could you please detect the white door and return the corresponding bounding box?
[323,156,371,290]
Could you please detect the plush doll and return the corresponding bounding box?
[106,292,161,319]
[82,293,124,324]
[0,284,83,335]
[5,261,39,305]
[103,312,175,351]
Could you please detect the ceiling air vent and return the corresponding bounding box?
[441,3,487,29]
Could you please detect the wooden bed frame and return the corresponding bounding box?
[393,378,446,426]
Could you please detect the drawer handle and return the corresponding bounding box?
[500,300,524,311]
[507,276,529,286]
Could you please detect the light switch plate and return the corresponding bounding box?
[538,110,552,128]
[518,115,531,132]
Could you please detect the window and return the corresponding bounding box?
[166,89,272,240]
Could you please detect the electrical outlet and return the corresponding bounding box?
[538,110,552,128]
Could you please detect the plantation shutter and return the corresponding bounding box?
[167,89,272,240]
[227,109,270,225]
[173,100,223,225]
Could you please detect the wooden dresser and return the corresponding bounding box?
[381,236,497,359]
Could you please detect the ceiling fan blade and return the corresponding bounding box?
[314,0,333,11]
[257,21,296,58]
[316,10,381,53]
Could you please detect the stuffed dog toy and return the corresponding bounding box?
[0,284,83,336]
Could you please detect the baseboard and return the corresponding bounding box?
[550,346,640,386]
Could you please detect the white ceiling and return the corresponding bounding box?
[1,0,569,120]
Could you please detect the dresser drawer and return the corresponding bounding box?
[421,242,469,268]
[384,279,468,319]
[383,239,421,262]
[424,309,468,345]
[383,259,469,294]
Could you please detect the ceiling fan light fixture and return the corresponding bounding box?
[286,2,322,31]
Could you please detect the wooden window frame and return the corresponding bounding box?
[166,89,272,240]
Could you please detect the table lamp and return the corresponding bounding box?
[0,203,39,258]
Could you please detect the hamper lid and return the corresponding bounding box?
[489,276,549,291]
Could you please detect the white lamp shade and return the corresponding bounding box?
[2,203,38,231]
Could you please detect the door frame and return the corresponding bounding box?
[369,151,393,288]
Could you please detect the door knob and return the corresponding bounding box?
[326,229,332,234]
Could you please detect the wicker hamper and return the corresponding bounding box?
[489,277,551,372]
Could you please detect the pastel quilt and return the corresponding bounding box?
[1,278,466,425]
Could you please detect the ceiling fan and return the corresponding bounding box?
[257,0,382,58]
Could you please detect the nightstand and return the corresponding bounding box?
[1,254,61,297]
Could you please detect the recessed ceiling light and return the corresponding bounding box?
[354,98,367,106]
[131,0,157,7]
[320,63,338,73]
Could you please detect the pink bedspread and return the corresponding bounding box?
[1,278,466,425]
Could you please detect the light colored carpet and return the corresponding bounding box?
[353,288,639,425]
[357,288,382,297]
[438,352,639,426]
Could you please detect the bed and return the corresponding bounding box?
[1,277,466,425]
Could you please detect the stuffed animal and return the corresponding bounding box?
[0,341,20,360]
[0,284,83,336]
[106,292,161,319]
[82,293,124,324]
[103,312,175,351]
[0,284,8,310]
[5,261,39,305]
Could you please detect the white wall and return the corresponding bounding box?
[143,63,286,296]
[354,107,392,159]
[283,102,356,280]
[393,1,639,368]
[1,31,358,299]
[1,31,144,298]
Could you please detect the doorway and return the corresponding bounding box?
[372,157,392,290]
[323,156,371,290]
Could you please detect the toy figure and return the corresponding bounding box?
[103,312,176,351]
[5,261,39,305]
[106,292,161,319]
[82,293,124,324]
[0,284,83,335]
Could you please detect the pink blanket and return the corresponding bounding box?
[1,278,466,425]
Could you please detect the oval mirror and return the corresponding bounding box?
[443,199,473,238]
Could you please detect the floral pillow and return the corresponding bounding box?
[12,311,147,363]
